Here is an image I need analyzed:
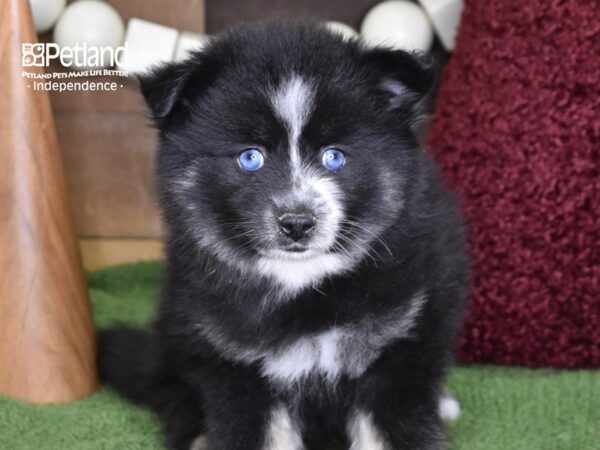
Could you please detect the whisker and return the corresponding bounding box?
[335,232,381,266]
[341,217,394,258]
[332,232,381,266]
[340,231,384,263]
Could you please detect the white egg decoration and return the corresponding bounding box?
[53,0,125,70]
[326,21,360,41]
[29,0,66,33]
[361,0,434,53]
[417,0,464,51]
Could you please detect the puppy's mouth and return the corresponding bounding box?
[283,243,309,253]
[258,245,322,261]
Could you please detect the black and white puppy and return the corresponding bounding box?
[99,20,469,450]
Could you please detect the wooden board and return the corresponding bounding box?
[80,238,164,270]
[56,112,162,238]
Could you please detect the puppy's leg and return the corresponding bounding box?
[157,381,204,450]
[146,370,205,450]
[346,410,388,450]
[199,362,304,450]
[261,403,304,450]
[347,373,446,450]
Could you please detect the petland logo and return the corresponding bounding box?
[22,42,127,68]
[21,42,128,92]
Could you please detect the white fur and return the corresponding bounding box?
[270,75,315,174]
[439,393,461,421]
[261,328,342,382]
[306,174,345,250]
[261,291,427,383]
[263,404,304,450]
[347,411,388,450]
[256,252,347,293]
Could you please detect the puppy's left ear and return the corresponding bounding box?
[362,47,436,111]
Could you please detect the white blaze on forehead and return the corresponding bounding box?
[348,411,388,450]
[270,75,315,173]
[263,404,304,450]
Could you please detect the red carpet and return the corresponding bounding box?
[428,0,599,367]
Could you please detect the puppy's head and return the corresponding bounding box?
[141,21,434,292]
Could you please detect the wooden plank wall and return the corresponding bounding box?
[206,0,382,32]
[49,1,204,268]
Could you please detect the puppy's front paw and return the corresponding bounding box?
[263,404,304,450]
[347,410,388,450]
[189,435,207,450]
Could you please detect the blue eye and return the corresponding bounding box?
[322,148,346,171]
[238,148,264,171]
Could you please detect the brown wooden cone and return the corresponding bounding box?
[0,0,99,402]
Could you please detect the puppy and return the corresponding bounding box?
[99,20,469,450]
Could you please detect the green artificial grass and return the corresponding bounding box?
[0,262,598,450]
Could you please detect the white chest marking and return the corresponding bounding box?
[261,291,427,383]
[196,292,427,386]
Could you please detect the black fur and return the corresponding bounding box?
[99,20,469,450]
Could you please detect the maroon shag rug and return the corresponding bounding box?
[428,0,599,367]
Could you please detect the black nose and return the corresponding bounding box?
[278,213,316,241]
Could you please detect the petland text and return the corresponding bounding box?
[22,42,127,69]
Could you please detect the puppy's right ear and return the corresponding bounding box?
[137,52,215,126]
[137,62,191,124]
